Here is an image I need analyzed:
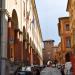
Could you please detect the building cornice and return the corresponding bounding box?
[43,40,54,42]
[31,0,43,41]
[0,8,9,16]
[58,17,69,21]
[58,17,70,36]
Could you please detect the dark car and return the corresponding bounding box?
[15,66,33,75]
[17,71,32,75]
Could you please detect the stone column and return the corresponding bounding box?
[1,1,8,75]
[0,13,1,75]
[30,47,33,66]
[8,18,14,62]
[19,33,23,62]
[0,14,1,75]
[28,43,31,65]
[33,50,38,65]
[39,57,43,66]
[24,41,28,65]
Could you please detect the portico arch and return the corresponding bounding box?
[12,9,18,29]
[7,9,19,61]
[65,51,71,62]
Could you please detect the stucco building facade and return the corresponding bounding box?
[0,0,43,75]
[53,46,60,63]
[67,0,75,75]
[67,0,75,53]
[58,17,72,64]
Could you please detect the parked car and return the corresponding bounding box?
[16,66,32,75]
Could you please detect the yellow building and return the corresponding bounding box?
[67,0,75,53]
[67,0,75,75]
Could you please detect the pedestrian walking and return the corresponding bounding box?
[40,61,62,75]
[61,65,65,75]
[36,68,40,75]
[64,61,72,75]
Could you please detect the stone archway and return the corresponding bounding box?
[7,9,19,62]
[12,9,18,29]
[65,52,71,62]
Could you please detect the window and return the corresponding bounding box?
[73,31,75,44]
[73,31,75,53]
[15,0,17,4]
[23,1,25,17]
[47,52,50,55]
[65,24,70,31]
[66,37,71,48]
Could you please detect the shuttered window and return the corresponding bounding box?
[66,37,71,48]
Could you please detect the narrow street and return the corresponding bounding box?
[0,0,75,75]
[40,67,62,75]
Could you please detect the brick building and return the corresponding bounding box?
[43,40,55,65]
[53,46,59,62]
[0,0,43,75]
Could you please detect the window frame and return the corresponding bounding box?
[66,37,71,48]
[65,24,70,31]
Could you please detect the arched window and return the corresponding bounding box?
[23,1,25,17]
[66,37,71,48]
[73,31,75,44]
[65,24,70,31]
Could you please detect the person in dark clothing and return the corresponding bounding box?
[61,66,65,75]
[36,68,40,75]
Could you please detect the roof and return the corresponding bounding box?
[58,17,69,36]
[58,17,69,21]
[31,0,43,41]
[43,40,55,42]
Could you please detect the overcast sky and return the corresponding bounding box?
[35,0,69,45]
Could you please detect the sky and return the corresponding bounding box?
[35,0,69,45]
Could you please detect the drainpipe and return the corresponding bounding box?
[0,0,9,75]
[0,0,2,54]
[0,0,2,74]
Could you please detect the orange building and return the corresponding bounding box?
[53,43,62,64]
[67,0,75,75]
[53,46,59,61]
[58,17,72,63]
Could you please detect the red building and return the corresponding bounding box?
[43,40,55,65]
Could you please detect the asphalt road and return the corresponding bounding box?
[40,67,62,75]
